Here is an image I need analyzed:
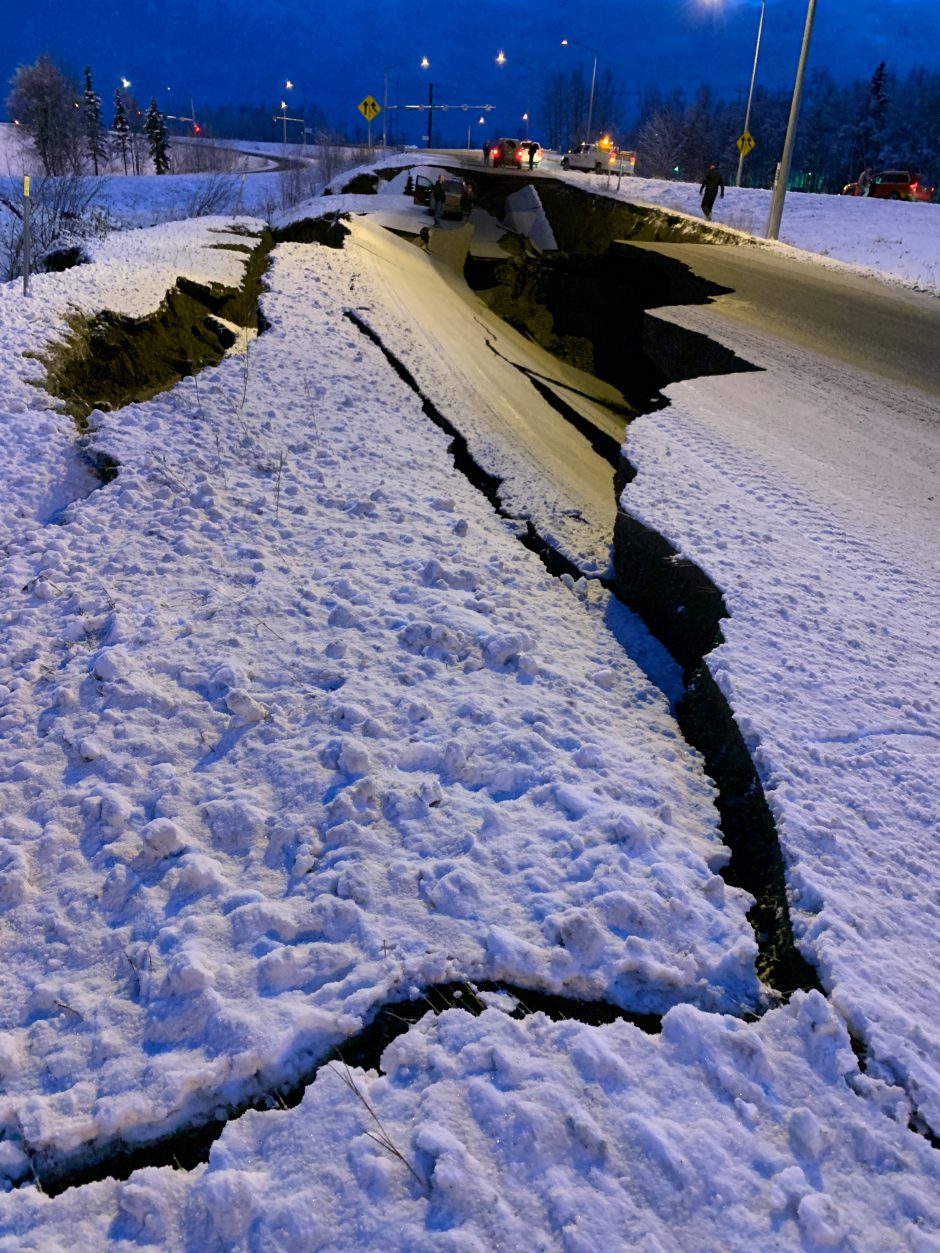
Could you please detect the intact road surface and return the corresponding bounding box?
[624,240,940,400]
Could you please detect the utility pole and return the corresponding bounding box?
[766,0,817,240]
[426,81,433,149]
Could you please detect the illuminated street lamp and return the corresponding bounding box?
[496,50,536,138]
[468,112,486,150]
[766,0,818,239]
[421,56,433,149]
[561,37,598,143]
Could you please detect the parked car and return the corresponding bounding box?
[492,138,543,169]
[841,169,936,201]
[412,174,471,219]
[560,142,619,173]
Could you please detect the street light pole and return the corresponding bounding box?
[426,81,433,149]
[766,0,817,240]
[586,51,597,143]
[562,38,599,143]
[382,62,404,149]
[736,0,765,188]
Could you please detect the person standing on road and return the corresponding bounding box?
[700,163,725,221]
[527,140,539,170]
[858,167,874,196]
[432,174,447,225]
[482,140,492,166]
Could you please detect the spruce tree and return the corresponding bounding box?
[859,61,891,169]
[113,89,130,175]
[145,98,170,174]
[82,67,107,174]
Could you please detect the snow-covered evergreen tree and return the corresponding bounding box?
[82,67,107,175]
[145,98,170,174]
[858,61,892,168]
[112,89,130,175]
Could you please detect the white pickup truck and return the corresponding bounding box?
[560,143,618,173]
[560,144,637,175]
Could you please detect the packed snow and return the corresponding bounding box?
[0,128,939,1247]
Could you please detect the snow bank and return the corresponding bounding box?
[2,996,939,1248]
[0,220,759,1174]
[0,218,257,542]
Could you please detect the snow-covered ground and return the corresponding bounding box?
[0,134,939,1247]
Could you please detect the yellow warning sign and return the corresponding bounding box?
[358,95,381,121]
[736,130,756,156]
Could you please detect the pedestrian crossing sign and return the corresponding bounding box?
[358,95,381,121]
[736,130,756,156]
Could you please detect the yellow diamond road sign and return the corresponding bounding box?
[358,95,381,121]
[736,129,755,156]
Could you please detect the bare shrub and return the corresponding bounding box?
[183,173,241,217]
[277,159,321,210]
[0,174,108,280]
[313,134,368,189]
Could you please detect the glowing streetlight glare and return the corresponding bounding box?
[280,100,287,111]
[121,77,131,89]
[496,50,506,65]
[420,56,429,68]
[285,79,293,90]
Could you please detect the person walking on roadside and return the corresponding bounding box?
[432,173,447,225]
[482,139,492,166]
[527,140,539,169]
[700,162,725,220]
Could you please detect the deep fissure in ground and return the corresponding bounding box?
[32,983,659,1196]
[24,197,821,1196]
[345,302,815,1000]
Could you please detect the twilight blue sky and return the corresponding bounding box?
[3,0,939,142]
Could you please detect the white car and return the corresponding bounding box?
[561,143,618,173]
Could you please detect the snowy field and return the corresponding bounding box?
[0,130,939,1247]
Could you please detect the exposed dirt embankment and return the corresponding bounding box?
[466,222,757,412]
[33,230,274,427]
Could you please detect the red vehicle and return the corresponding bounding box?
[841,169,936,201]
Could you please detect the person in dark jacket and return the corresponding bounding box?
[527,140,539,169]
[432,174,446,225]
[482,140,492,166]
[700,163,725,220]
